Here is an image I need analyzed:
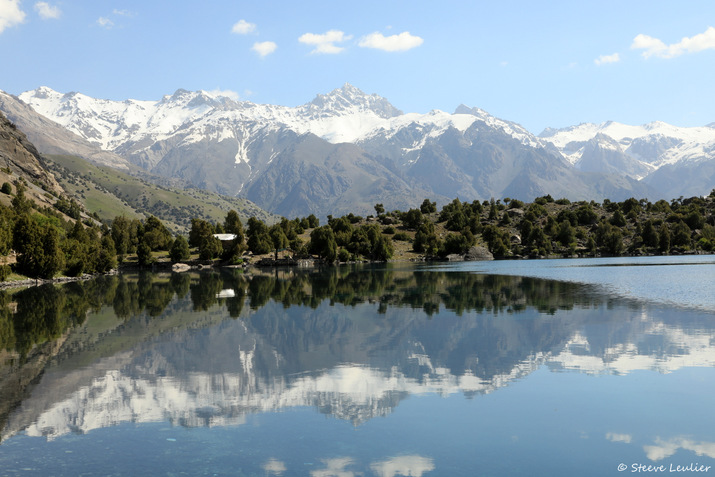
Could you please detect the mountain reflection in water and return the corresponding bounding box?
[0,263,713,445]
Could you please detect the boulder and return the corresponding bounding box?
[465,246,494,261]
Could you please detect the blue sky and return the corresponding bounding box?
[1,0,715,133]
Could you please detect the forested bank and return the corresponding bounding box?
[1,176,714,282]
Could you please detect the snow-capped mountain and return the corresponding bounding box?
[0,90,130,170]
[17,83,539,157]
[540,121,715,167]
[6,84,710,217]
[539,121,715,199]
[540,121,715,181]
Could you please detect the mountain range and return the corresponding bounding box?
[3,84,714,218]
[0,103,276,233]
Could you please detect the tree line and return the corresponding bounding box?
[1,176,714,281]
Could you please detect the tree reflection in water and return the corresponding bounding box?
[0,264,668,361]
[0,262,713,476]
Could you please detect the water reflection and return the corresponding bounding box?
[0,263,713,450]
[643,437,715,462]
[257,455,437,477]
[370,455,436,477]
[606,433,715,464]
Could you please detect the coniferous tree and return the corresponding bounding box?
[246,217,272,255]
[111,216,132,257]
[402,208,423,230]
[198,234,222,260]
[269,224,289,260]
[136,241,154,266]
[658,223,671,253]
[0,206,12,258]
[610,209,627,227]
[189,218,215,248]
[413,221,440,255]
[420,199,437,214]
[14,218,65,279]
[309,226,337,262]
[40,226,65,279]
[169,236,191,262]
[224,210,245,241]
[671,220,692,248]
[96,235,117,272]
[62,237,86,276]
[641,220,659,249]
[371,233,394,261]
[556,220,575,247]
[142,216,172,251]
[11,182,32,215]
[306,214,319,228]
[520,220,534,249]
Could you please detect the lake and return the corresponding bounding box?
[0,256,714,476]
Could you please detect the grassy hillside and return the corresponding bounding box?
[44,154,278,233]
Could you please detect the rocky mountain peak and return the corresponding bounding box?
[306,83,402,119]
[30,86,58,100]
[453,104,489,119]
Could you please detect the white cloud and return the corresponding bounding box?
[252,41,277,57]
[632,26,715,59]
[298,30,352,54]
[0,0,26,34]
[97,16,113,29]
[358,31,423,52]
[232,19,256,35]
[34,2,60,20]
[594,53,620,65]
[112,9,136,17]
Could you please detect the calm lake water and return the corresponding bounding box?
[0,256,714,476]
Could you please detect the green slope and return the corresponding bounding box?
[44,154,277,233]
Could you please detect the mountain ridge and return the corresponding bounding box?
[6,84,714,218]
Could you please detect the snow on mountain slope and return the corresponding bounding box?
[18,84,714,174]
[13,83,711,214]
[540,120,715,168]
[18,84,542,156]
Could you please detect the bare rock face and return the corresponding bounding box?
[0,112,64,197]
[0,92,130,170]
[465,246,494,261]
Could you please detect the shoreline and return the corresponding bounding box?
[1,249,712,291]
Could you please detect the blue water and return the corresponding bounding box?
[0,256,713,476]
[429,255,715,312]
